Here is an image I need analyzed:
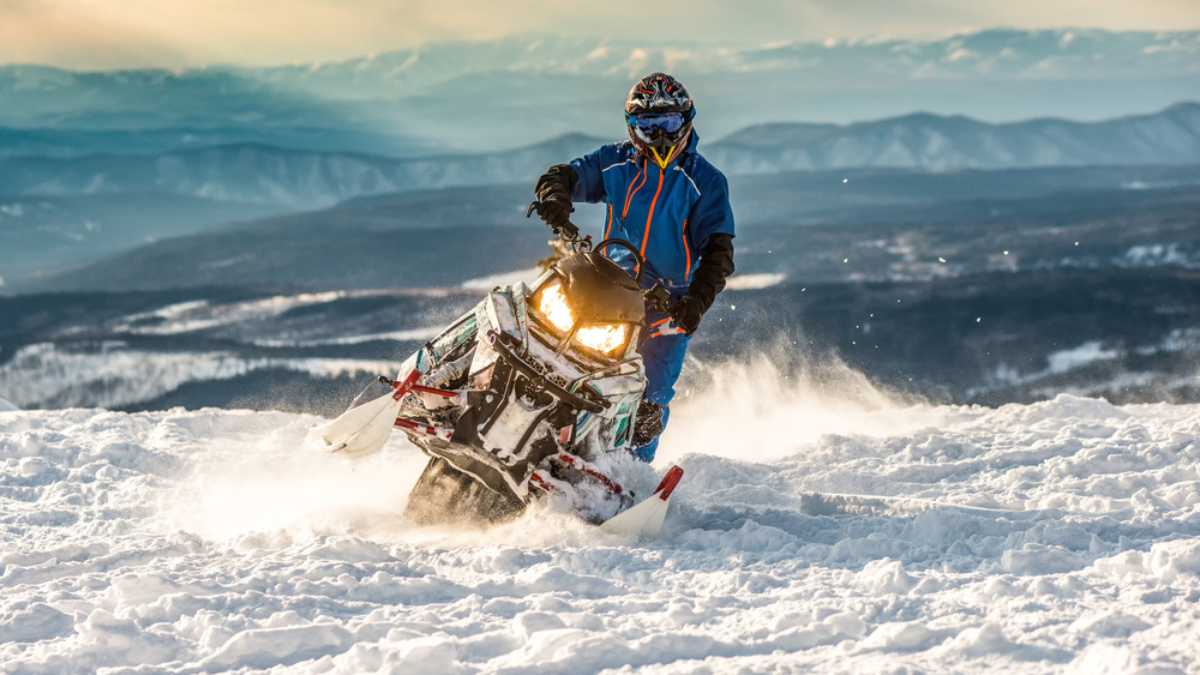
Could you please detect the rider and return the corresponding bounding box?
[532,72,736,462]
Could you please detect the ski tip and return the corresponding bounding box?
[654,465,684,502]
[599,465,683,538]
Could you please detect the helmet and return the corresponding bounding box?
[624,73,695,168]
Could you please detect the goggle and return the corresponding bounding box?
[625,112,685,135]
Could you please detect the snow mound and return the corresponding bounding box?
[2,384,1199,671]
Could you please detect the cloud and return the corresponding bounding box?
[1,0,1198,69]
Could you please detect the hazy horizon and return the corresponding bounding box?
[3,0,1199,69]
[0,26,1198,73]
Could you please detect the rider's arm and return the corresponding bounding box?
[672,171,736,332]
[568,145,619,203]
[535,145,612,217]
[689,233,735,315]
[690,170,736,310]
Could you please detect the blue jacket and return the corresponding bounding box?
[569,132,735,295]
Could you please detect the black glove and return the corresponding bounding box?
[670,234,735,335]
[533,164,578,236]
[669,295,704,335]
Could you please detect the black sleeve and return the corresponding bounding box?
[687,233,735,314]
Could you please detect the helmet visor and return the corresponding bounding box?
[626,112,685,136]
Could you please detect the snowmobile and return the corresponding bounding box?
[319,221,684,536]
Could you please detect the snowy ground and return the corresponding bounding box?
[2,359,1199,674]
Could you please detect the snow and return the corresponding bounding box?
[113,290,426,336]
[984,339,1123,391]
[251,327,442,348]
[463,270,787,293]
[724,272,787,291]
[1046,340,1120,374]
[461,268,541,290]
[2,358,1199,672]
[1121,243,1196,269]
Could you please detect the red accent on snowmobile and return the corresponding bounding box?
[390,370,421,401]
[411,384,457,398]
[383,372,458,400]
[529,471,554,494]
[653,466,684,501]
[553,453,624,495]
[393,417,453,440]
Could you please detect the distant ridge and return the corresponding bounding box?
[709,101,1200,173]
[0,133,610,209]
[1,104,1197,208]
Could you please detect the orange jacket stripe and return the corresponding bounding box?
[621,159,648,219]
[640,169,666,258]
[680,218,692,283]
[604,204,614,239]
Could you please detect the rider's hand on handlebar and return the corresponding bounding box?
[669,295,704,336]
[538,203,578,238]
[534,165,579,237]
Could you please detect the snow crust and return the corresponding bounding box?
[2,360,1199,672]
[0,343,403,409]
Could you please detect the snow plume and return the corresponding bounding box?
[155,411,655,550]
[157,413,428,544]
[658,342,946,464]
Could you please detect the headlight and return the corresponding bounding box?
[533,279,631,357]
[536,280,576,334]
[575,323,629,355]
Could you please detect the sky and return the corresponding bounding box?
[2,0,1198,69]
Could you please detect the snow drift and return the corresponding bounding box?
[1,357,1198,673]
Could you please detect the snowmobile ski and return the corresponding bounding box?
[321,371,420,457]
[600,465,684,537]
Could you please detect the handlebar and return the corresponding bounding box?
[527,199,674,313]
[594,238,644,283]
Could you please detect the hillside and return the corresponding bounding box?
[30,165,1200,294]
[0,193,282,284]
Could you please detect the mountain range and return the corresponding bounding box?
[2,103,1196,209]
[2,30,1197,148]
[711,102,1200,173]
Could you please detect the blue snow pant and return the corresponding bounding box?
[630,327,691,463]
